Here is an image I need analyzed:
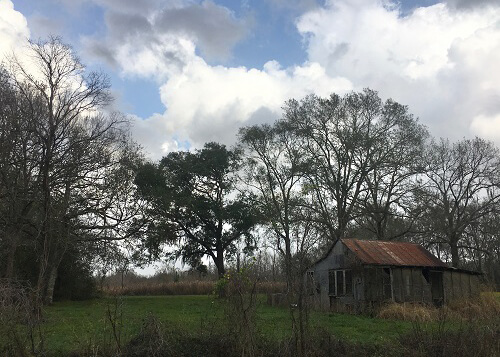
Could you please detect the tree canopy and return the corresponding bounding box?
[135,142,260,278]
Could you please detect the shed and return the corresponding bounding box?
[306,239,481,312]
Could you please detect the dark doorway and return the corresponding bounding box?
[430,271,444,306]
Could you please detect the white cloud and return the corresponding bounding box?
[0,0,30,58]
[119,0,500,157]
[84,1,354,157]
[130,0,500,157]
[84,0,251,72]
[132,58,352,158]
[10,0,500,158]
[296,0,500,143]
[470,114,500,142]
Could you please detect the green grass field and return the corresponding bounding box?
[3,293,499,356]
[36,295,411,355]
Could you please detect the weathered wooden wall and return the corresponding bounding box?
[306,240,481,312]
[443,270,480,303]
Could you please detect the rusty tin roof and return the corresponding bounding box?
[342,239,448,268]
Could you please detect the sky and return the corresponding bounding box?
[1,0,500,160]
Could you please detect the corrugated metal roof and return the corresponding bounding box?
[342,239,448,268]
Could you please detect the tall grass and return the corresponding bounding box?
[446,291,500,320]
[103,280,286,296]
[398,318,500,357]
[377,302,437,322]
[377,292,500,322]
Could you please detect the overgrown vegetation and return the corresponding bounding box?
[0,279,44,356]
[101,269,286,296]
[378,292,500,322]
[0,293,498,357]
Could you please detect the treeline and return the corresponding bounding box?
[0,37,499,306]
[135,91,500,290]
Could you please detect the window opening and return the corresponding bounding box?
[329,269,352,296]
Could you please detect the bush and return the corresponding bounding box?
[125,314,173,357]
[54,247,97,301]
[446,292,500,320]
[0,279,44,356]
[219,268,258,356]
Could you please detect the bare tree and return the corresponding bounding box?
[239,122,318,357]
[417,137,500,267]
[239,123,311,287]
[356,103,429,240]
[2,37,141,304]
[0,67,40,279]
[283,89,425,243]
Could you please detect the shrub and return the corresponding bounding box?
[378,293,500,323]
[125,314,173,357]
[0,279,44,356]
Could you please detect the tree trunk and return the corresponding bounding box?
[214,252,225,279]
[285,244,293,293]
[450,238,460,268]
[43,265,58,305]
[4,227,21,279]
[36,230,66,305]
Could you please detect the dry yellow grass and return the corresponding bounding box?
[378,292,500,322]
[103,280,286,296]
[377,302,437,322]
[445,292,500,320]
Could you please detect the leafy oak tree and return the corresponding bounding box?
[134,142,259,278]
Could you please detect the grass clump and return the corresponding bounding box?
[378,292,500,322]
[377,302,437,322]
[446,292,500,320]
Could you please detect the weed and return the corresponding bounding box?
[446,292,500,320]
[378,292,500,323]
[218,267,258,357]
[124,314,172,357]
